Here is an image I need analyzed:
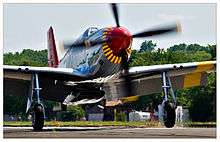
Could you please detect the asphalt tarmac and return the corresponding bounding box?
[4,126,216,138]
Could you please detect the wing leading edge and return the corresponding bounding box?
[127,61,216,88]
[4,65,90,80]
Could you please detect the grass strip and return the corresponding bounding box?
[4,121,161,128]
[182,122,216,128]
[4,121,216,128]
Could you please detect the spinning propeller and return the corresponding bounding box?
[68,4,180,49]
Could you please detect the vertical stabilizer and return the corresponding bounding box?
[47,26,59,67]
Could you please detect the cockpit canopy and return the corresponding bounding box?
[82,27,99,38]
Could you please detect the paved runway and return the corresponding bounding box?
[4,126,216,138]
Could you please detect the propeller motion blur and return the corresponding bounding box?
[4,4,216,131]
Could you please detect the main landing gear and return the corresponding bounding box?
[32,104,44,131]
[26,74,45,131]
[161,71,176,128]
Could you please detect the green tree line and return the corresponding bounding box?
[4,49,48,66]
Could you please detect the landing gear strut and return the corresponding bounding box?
[26,73,45,131]
[161,71,176,128]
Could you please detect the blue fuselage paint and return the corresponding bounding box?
[58,27,121,78]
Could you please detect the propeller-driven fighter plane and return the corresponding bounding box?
[4,4,216,130]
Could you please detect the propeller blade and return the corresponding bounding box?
[132,23,181,38]
[67,38,109,48]
[120,50,133,97]
[111,3,120,27]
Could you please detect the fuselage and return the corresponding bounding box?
[58,27,132,78]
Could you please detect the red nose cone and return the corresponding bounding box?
[108,27,132,55]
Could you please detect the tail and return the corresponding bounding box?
[47,26,59,68]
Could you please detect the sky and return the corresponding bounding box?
[3,3,216,53]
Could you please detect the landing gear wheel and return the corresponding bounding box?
[163,101,176,128]
[32,104,44,131]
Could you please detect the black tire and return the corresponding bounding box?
[32,104,44,131]
[163,102,176,128]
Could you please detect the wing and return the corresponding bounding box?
[104,61,216,105]
[4,65,92,102]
